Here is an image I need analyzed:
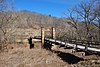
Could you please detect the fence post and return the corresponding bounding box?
[41,27,45,48]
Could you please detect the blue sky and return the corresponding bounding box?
[14,0,81,17]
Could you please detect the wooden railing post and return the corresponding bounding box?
[52,27,56,39]
[41,27,45,48]
[51,27,57,50]
[52,27,56,45]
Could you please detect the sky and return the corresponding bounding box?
[14,0,82,17]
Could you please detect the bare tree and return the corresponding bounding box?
[66,0,98,40]
[93,0,100,41]
[66,10,82,40]
[64,0,99,51]
[0,0,19,50]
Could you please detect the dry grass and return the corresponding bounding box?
[0,42,100,67]
[0,43,69,67]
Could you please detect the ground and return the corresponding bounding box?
[0,42,100,67]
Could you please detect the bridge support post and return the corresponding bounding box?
[85,44,88,51]
[41,27,45,48]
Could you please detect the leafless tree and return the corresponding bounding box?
[64,0,100,50]
[93,0,100,41]
[66,0,98,40]
[0,0,19,50]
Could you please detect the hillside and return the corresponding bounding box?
[17,10,70,29]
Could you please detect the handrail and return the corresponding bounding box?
[34,36,100,52]
[45,38,100,52]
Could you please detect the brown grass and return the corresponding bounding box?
[0,42,100,67]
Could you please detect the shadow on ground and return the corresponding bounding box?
[55,51,84,64]
[43,42,84,64]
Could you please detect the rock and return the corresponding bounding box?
[51,44,59,51]
[91,60,100,64]
[95,60,100,64]
[91,60,95,63]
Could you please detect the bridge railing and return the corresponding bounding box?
[34,27,100,53]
